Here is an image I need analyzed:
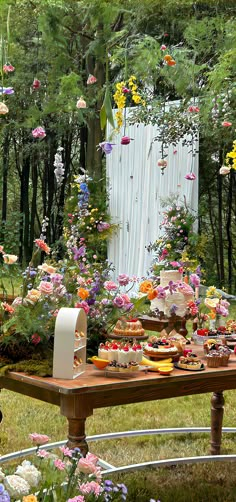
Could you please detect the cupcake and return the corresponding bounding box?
[206,351,221,368]
[218,346,231,366]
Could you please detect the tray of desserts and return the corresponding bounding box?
[105,362,142,378]
[174,352,205,371]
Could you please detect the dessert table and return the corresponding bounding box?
[1,346,236,458]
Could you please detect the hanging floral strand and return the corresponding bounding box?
[54,147,64,187]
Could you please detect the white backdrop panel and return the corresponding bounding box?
[106,111,198,279]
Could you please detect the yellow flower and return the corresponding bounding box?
[139,280,153,293]
[204,298,219,309]
[166,244,171,249]
[23,496,38,502]
[206,286,221,298]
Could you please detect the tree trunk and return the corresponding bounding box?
[226,171,233,293]
[217,154,224,287]
[21,136,31,263]
[1,130,10,242]
[30,156,38,253]
[208,187,220,280]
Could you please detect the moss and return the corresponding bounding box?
[0,357,53,377]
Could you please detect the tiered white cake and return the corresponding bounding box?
[151,270,192,317]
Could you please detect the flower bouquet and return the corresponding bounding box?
[0,433,128,501]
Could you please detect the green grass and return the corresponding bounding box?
[1,390,236,501]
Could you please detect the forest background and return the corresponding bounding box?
[0,0,236,292]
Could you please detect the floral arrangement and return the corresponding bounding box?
[147,198,206,278]
[0,433,128,501]
[0,176,148,374]
[113,75,145,130]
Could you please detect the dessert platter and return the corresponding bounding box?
[143,337,179,360]
[111,318,148,340]
[175,352,205,371]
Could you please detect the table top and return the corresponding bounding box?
[1,346,236,400]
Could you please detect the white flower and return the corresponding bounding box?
[4,474,30,497]
[15,460,41,487]
[219,166,231,175]
[0,467,5,481]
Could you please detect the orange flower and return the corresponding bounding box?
[167,59,176,66]
[147,289,158,301]
[77,287,89,300]
[35,239,51,254]
[139,280,153,293]
[164,54,173,62]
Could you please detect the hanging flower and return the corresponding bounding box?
[185,172,196,180]
[122,87,130,94]
[219,166,231,175]
[87,74,97,85]
[76,97,86,109]
[167,59,176,66]
[3,254,18,264]
[32,78,41,90]
[0,86,14,95]
[163,55,172,62]
[121,136,131,145]
[3,63,15,73]
[32,127,46,139]
[157,159,167,168]
[222,121,232,127]
[161,44,167,50]
[97,141,115,154]
[188,106,200,113]
[97,221,110,232]
[0,102,9,114]
[113,76,144,130]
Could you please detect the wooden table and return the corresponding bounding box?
[1,347,236,457]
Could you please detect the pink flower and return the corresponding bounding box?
[32,127,46,139]
[188,105,200,113]
[50,273,63,284]
[170,261,181,268]
[87,74,97,84]
[120,293,131,304]
[76,97,86,108]
[67,497,85,502]
[79,481,101,496]
[34,239,50,254]
[60,446,73,457]
[29,433,50,445]
[31,333,41,345]
[173,149,177,154]
[0,245,4,253]
[113,295,125,308]
[38,281,54,295]
[32,78,41,89]
[37,449,50,458]
[77,457,98,475]
[3,64,15,73]
[118,274,130,286]
[121,136,131,145]
[185,172,196,180]
[54,458,65,470]
[222,121,232,127]
[161,44,167,50]
[104,281,118,291]
[190,274,200,287]
[75,301,90,315]
[97,222,110,232]
[86,453,98,464]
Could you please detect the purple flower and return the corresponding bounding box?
[185,172,196,180]
[118,274,130,286]
[170,261,181,268]
[123,302,134,312]
[113,295,125,308]
[101,298,110,305]
[72,246,86,260]
[98,142,115,154]
[190,273,200,287]
[169,303,178,315]
[0,484,10,502]
[167,280,178,294]
[156,286,166,299]
[0,86,14,95]
[97,221,110,232]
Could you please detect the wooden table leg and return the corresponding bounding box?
[60,394,93,456]
[67,417,88,455]
[210,391,224,455]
